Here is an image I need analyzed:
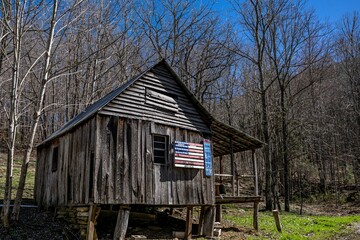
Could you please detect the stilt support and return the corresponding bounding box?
[215,204,222,223]
[253,201,259,231]
[113,206,131,240]
[202,206,215,238]
[87,205,101,240]
[185,206,193,240]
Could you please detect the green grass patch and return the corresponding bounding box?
[224,206,360,239]
[0,156,36,200]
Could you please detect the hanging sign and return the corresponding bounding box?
[174,141,204,169]
[203,139,213,176]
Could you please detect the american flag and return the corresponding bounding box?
[174,141,204,169]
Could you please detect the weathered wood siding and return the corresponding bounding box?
[94,115,214,205]
[35,63,215,207]
[35,118,96,207]
[99,64,210,133]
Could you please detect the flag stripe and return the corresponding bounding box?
[174,157,204,163]
[175,154,204,159]
[174,164,204,169]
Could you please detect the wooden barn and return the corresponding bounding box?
[35,60,263,239]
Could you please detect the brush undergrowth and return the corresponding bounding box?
[0,156,35,200]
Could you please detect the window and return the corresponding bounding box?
[52,146,59,172]
[153,135,168,164]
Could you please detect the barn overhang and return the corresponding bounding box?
[210,119,264,157]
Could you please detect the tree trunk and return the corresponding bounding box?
[2,0,21,227]
[280,85,290,212]
[261,82,272,210]
[11,0,58,221]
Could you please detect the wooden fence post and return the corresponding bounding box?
[273,209,282,232]
[253,201,259,231]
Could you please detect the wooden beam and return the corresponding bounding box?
[215,196,262,204]
[113,206,131,240]
[185,206,193,240]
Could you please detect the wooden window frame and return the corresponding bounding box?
[153,134,169,165]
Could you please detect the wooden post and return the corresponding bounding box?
[87,204,100,240]
[113,206,131,240]
[230,137,235,196]
[202,206,215,238]
[185,206,193,240]
[252,150,259,231]
[252,149,258,196]
[197,206,205,236]
[219,156,223,184]
[237,177,240,196]
[215,204,222,223]
[253,201,259,231]
[273,209,282,232]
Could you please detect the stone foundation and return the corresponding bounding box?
[56,205,100,239]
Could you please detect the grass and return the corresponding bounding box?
[223,205,360,239]
[0,153,36,200]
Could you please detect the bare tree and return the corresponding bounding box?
[231,0,286,210]
[135,0,234,104]
[0,0,44,227]
[11,0,60,220]
[336,12,360,189]
[265,0,327,211]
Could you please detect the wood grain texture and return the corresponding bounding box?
[100,64,210,134]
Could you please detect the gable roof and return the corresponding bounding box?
[38,60,263,156]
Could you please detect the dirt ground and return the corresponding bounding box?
[0,202,359,240]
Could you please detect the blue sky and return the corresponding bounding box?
[214,0,360,24]
[306,0,360,23]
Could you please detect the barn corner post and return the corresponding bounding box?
[252,149,259,231]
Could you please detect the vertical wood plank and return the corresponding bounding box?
[131,119,138,202]
[145,122,153,204]
[94,115,101,203]
[123,120,129,203]
[140,120,146,203]
[116,118,124,202]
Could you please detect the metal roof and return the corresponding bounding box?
[38,60,263,155]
